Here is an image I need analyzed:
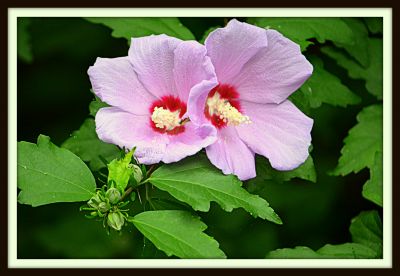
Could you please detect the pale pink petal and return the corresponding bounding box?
[88,57,156,115]
[128,35,181,98]
[236,100,313,170]
[95,107,168,164]
[173,41,216,103]
[232,29,313,104]
[205,19,268,84]
[187,78,219,125]
[206,126,256,181]
[162,124,217,163]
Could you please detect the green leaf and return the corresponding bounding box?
[362,151,383,207]
[350,210,383,257]
[266,246,321,258]
[130,210,226,258]
[335,18,370,67]
[17,18,33,63]
[266,243,377,259]
[148,155,282,224]
[253,154,316,184]
[248,17,354,51]
[107,149,134,192]
[364,18,383,34]
[85,18,195,42]
[317,243,377,258]
[321,38,383,100]
[332,104,382,176]
[62,118,120,171]
[18,135,96,207]
[290,56,361,110]
[89,96,109,117]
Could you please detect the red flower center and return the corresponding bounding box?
[149,95,187,135]
[204,84,243,129]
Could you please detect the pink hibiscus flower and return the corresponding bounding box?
[188,19,314,180]
[88,35,217,164]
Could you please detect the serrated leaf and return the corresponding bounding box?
[362,151,383,207]
[85,18,195,43]
[335,18,370,67]
[266,246,321,258]
[130,210,226,259]
[267,243,377,259]
[332,104,382,176]
[364,18,383,34]
[18,135,96,207]
[62,118,120,171]
[317,243,377,258]
[17,18,33,63]
[252,154,316,184]
[321,38,383,100]
[248,17,354,51]
[89,96,109,117]
[350,210,383,256]
[290,56,361,110]
[148,155,282,224]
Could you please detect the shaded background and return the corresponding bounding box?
[17,17,379,258]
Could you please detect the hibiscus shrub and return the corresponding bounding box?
[17,17,383,259]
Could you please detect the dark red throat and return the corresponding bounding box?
[204,84,241,129]
[149,95,187,135]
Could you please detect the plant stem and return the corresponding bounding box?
[120,186,134,201]
[146,164,156,177]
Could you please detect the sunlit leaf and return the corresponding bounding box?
[18,135,96,206]
[130,210,226,258]
[148,155,282,224]
[332,104,382,176]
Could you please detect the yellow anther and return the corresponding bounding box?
[207,93,251,126]
[151,107,181,130]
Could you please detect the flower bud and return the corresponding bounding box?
[106,187,122,205]
[87,193,102,209]
[98,202,110,213]
[132,164,143,184]
[107,211,125,231]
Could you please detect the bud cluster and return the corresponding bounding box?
[81,148,149,233]
[81,186,129,232]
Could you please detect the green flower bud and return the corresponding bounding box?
[107,211,125,231]
[132,164,143,184]
[106,187,122,204]
[87,193,102,209]
[98,201,110,213]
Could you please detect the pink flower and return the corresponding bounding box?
[188,20,314,180]
[88,35,217,164]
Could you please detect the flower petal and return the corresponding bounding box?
[95,107,168,164]
[232,29,313,104]
[187,78,219,125]
[173,41,216,103]
[128,34,181,98]
[162,123,217,163]
[205,19,268,84]
[236,100,313,171]
[206,126,256,181]
[88,57,156,115]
